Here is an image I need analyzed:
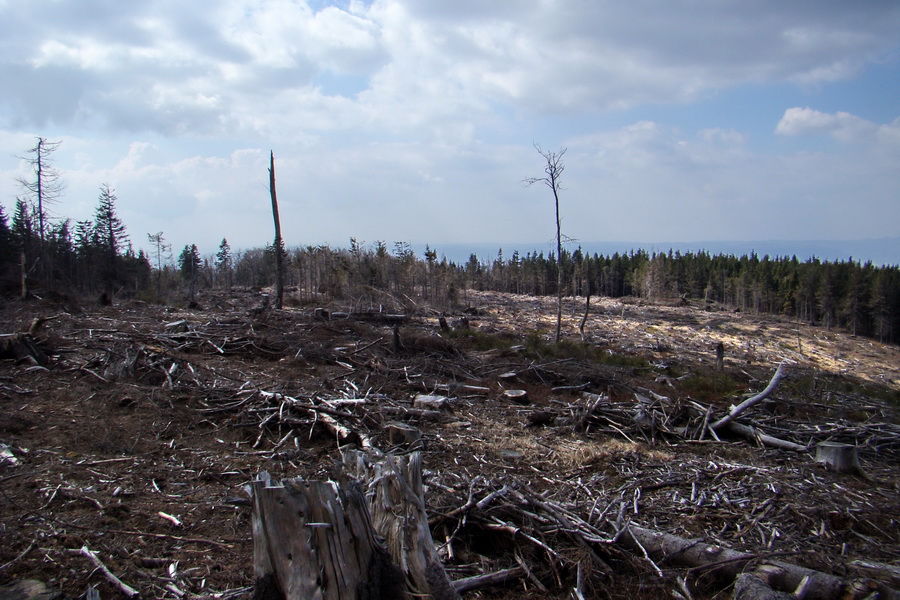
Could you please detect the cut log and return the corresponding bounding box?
[733,572,794,600]
[0,579,62,600]
[414,395,452,410]
[250,471,407,600]
[723,421,808,452]
[452,567,526,594]
[850,560,900,587]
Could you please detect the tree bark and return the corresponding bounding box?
[251,451,458,600]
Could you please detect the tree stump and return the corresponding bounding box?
[815,442,866,477]
[385,421,423,448]
[0,333,49,366]
[250,472,407,600]
[343,451,460,600]
[251,451,459,600]
[502,389,529,404]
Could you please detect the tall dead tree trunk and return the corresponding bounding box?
[268,151,285,310]
[525,145,567,344]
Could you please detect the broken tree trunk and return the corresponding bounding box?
[251,451,458,600]
[343,450,460,600]
[268,151,285,310]
[250,471,407,600]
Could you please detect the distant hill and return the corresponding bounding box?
[421,237,900,267]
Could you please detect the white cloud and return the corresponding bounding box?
[0,2,898,261]
[775,107,900,145]
[2,1,898,136]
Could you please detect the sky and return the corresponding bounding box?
[0,0,898,264]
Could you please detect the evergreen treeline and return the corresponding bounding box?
[0,191,151,300]
[5,193,897,345]
[3,139,897,343]
[460,247,899,343]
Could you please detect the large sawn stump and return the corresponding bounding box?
[251,451,458,600]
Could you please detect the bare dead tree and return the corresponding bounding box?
[16,137,64,247]
[268,151,285,309]
[524,144,567,343]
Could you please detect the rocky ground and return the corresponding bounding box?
[0,289,898,599]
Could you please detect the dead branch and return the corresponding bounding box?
[712,364,786,431]
[74,546,139,599]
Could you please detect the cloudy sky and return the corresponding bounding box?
[1,0,898,262]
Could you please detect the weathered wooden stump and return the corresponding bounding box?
[251,451,459,600]
[502,389,529,404]
[343,451,460,600]
[251,472,406,600]
[815,442,867,477]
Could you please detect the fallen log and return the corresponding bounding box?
[723,421,808,452]
[451,566,526,594]
[619,524,898,600]
[733,572,793,600]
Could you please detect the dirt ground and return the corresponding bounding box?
[1,289,898,599]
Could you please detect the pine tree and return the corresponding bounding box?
[94,184,128,256]
[11,198,33,251]
[842,266,868,337]
[0,205,16,293]
[870,271,893,343]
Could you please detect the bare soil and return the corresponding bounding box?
[1,289,898,599]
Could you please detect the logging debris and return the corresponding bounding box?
[0,289,898,599]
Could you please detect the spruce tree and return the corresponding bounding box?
[216,238,232,288]
[179,244,202,302]
[93,183,129,299]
